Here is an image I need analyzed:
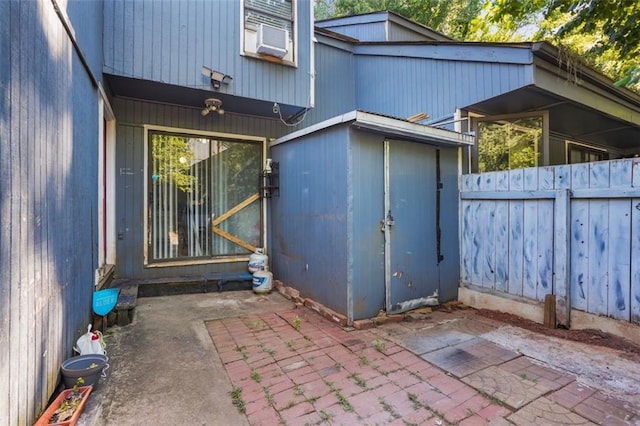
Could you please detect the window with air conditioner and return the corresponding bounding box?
[242,0,295,63]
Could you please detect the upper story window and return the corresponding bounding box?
[242,0,295,64]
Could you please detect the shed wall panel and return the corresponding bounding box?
[438,147,462,301]
[270,126,350,316]
[350,132,385,319]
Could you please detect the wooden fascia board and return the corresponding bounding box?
[353,43,533,64]
[271,110,474,147]
[533,60,640,127]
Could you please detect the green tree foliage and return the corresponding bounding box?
[477,117,541,172]
[315,0,484,40]
[151,134,196,192]
[471,0,640,90]
[315,0,639,90]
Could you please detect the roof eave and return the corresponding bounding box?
[271,111,474,147]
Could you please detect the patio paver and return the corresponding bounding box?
[507,397,596,425]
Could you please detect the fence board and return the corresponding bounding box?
[555,165,571,189]
[480,174,496,288]
[494,201,509,292]
[522,200,538,300]
[460,201,472,283]
[590,161,610,188]
[509,168,524,190]
[539,167,554,190]
[537,200,553,300]
[524,167,538,191]
[508,201,524,296]
[608,200,630,320]
[570,200,589,311]
[470,202,482,286]
[610,160,632,188]
[631,198,640,324]
[587,200,608,315]
[461,159,639,327]
[571,163,589,189]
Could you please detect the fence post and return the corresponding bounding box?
[554,189,571,327]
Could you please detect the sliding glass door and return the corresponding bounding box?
[148,131,262,263]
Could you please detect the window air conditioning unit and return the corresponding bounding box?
[256,23,289,58]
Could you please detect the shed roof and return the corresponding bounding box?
[271,110,474,147]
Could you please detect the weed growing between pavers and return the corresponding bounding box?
[234,345,248,360]
[359,355,369,366]
[372,339,386,352]
[250,370,262,383]
[230,387,245,414]
[319,409,335,422]
[292,315,302,331]
[259,343,276,356]
[250,320,266,329]
[379,397,401,419]
[407,392,423,410]
[293,385,304,396]
[349,372,367,388]
[264,388,275,405]
[286,340,296,351]
[334,390,354,412]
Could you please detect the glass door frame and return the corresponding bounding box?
[142,125,268,267]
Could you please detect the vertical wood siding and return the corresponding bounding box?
[354,56,529,124]
[103,0,312,109]
[112,98,284,279]
[460,159,640,325]
[1,1,101,424]
[270,125,350,316]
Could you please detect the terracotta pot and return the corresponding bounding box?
[34,385,93,426]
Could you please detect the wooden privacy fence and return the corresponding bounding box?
[460,159,640,327]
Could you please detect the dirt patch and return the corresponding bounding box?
[474,308,640,360]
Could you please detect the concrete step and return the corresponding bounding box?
[108,273,254,325]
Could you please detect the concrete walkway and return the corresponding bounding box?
[81,291,640,425]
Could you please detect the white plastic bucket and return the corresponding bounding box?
[248,248,268,273]
[252,270,273,293]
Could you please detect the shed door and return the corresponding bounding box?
[384,140,440,314]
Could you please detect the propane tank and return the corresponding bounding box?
[248,248,268,273]
[252,268,273,294]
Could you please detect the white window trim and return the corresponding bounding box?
[565,140,608,164]
[142,125,268,268]
[470,110,549,172]
[240,0,298,66]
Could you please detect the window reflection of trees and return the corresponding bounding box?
[478,116,542,172]
[149,132,261,261]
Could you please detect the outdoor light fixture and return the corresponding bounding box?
[201,98,224,116]
[201,66,232,89]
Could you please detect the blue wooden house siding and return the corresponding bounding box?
[301,38,357,125]
[1,0,103,423]
[353,53,531,123]
[103,0,313,110]
[112,98,284,279]
[316,11,451,43]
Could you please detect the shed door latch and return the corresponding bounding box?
[380,210,395,232]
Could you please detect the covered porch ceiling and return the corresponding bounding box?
[464,67,640,154]
[103,74,306,122]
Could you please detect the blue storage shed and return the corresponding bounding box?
[270,111,473,323]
